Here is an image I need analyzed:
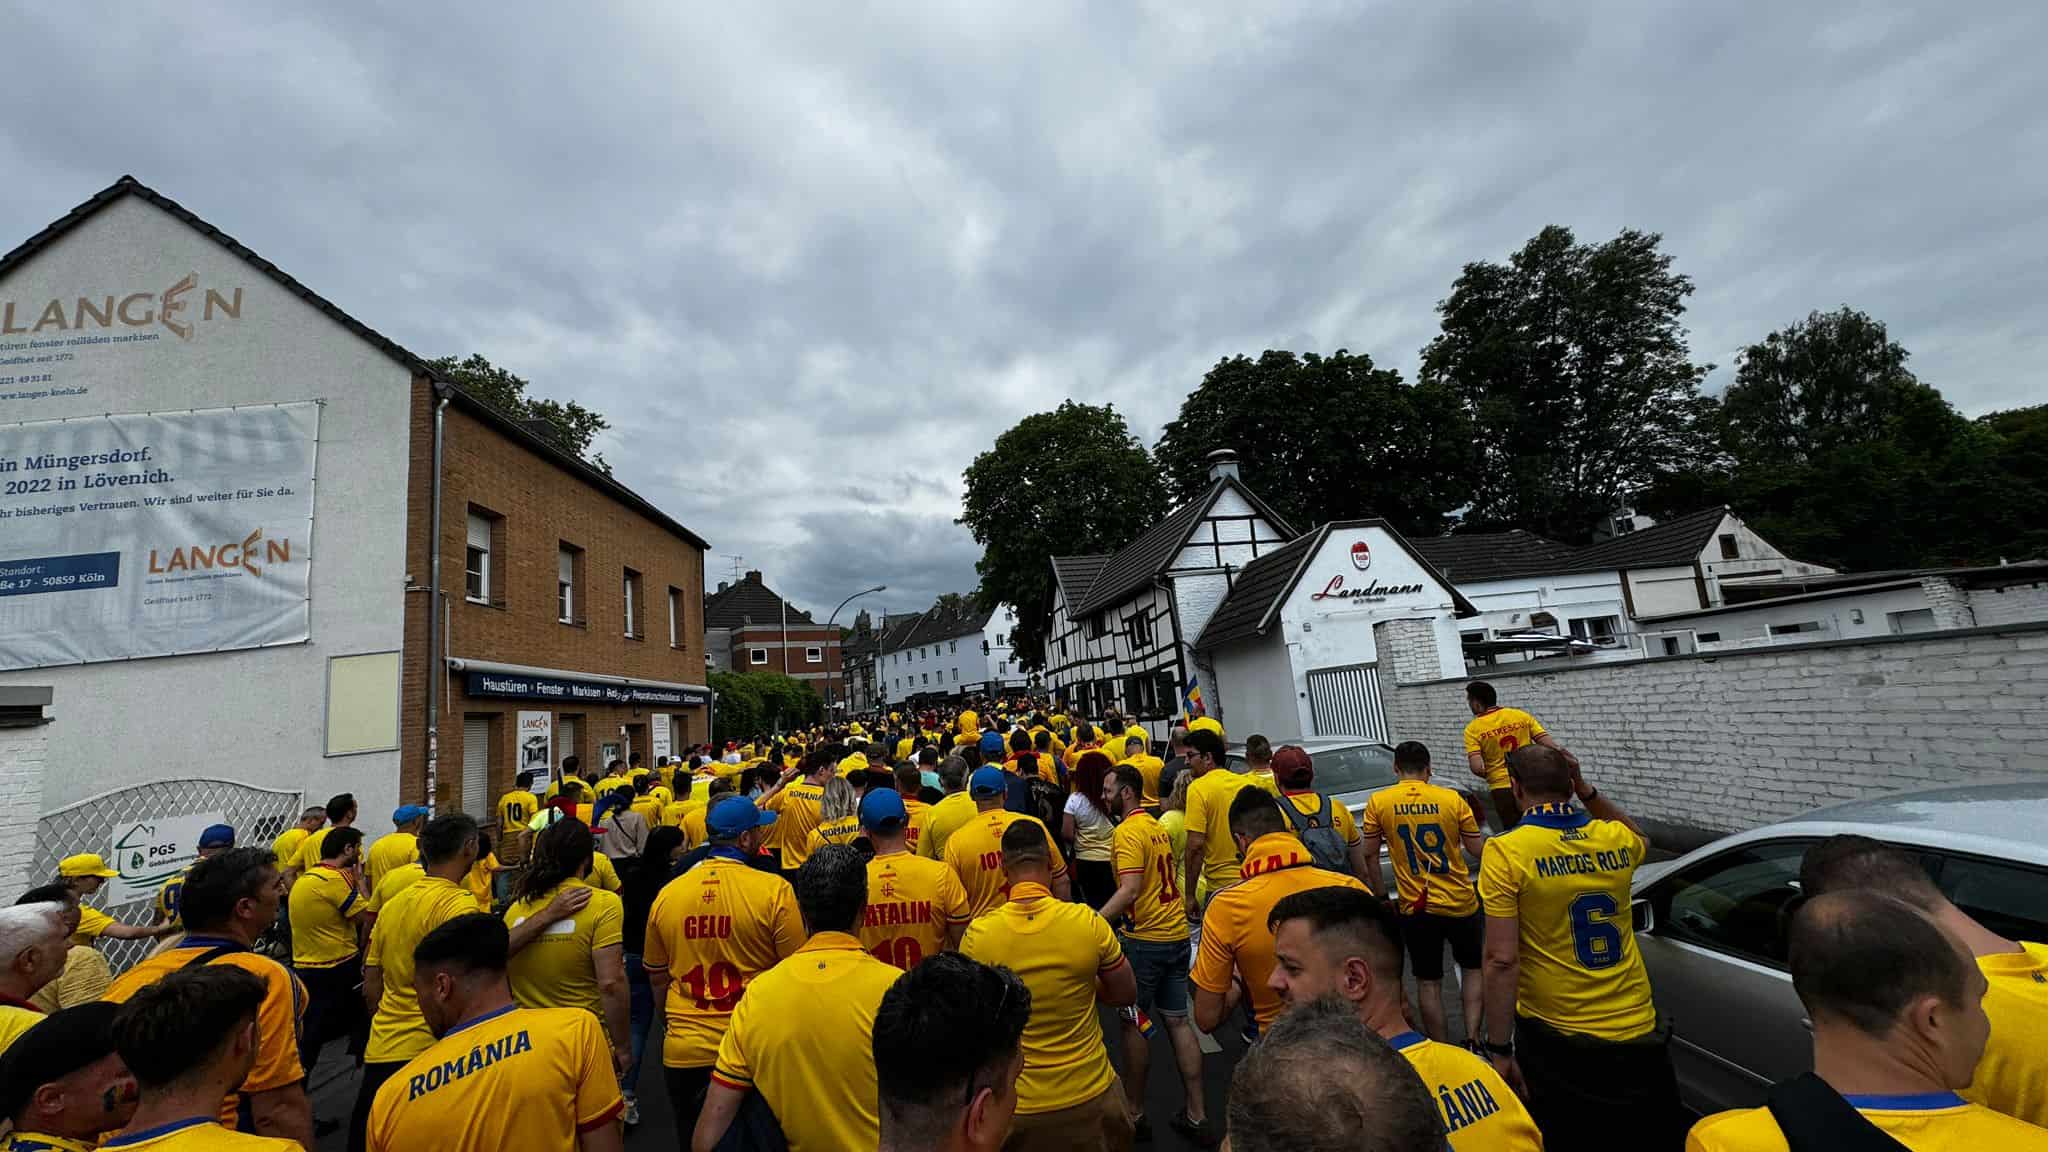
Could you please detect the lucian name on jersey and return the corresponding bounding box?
[1433,1073,1504,1133]
[406,1029,533,1100]
[1533,847,1634,878]
[862,900,933,928]
[1392,802,1442,816]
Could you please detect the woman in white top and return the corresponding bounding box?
[1064,750,1119,909]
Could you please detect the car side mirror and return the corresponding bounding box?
[1630,897,1655,934]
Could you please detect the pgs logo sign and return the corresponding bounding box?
[1,273,244,342]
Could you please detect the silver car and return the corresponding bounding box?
[1630,780,2048,1115]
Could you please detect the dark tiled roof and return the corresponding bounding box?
[0,176,709,551]
[1195,520,1480,649]
[704,576,814,629]
[1051,554,1111,606]
[1570,506,1731,570]
[876,613,924,651]
[1410,530,1582,583]
[1192,531,1323,648]
[1072,478,1298,618]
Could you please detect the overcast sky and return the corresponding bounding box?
[5,2,2043,618]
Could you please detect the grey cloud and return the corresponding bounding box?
[5,0,2045,620]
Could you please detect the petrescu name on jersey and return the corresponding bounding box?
[406,1029,533,1100]
[1533,847,1634,878]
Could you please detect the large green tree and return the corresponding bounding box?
[1154,350,1476,536]
[1420,225,1719,543]
[428,353,612,471]
[960,402,1169,671]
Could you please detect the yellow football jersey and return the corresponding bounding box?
[1362,780,1481,917]
[1477,802,1655,1041]
[943,809,1070,919]
[1967,941,2048,1127]
[1,1002,45,1058]
[679,804,709,850]
[642,854,804,1068]
[367,1004,622,1152]
[495,790,538,830]
[805,815,863,858]
[503,878,624,1019]
[71,904,112,947]
[366,863,425,916]
[859,851,971,970]
[712,933,900,1152]
[960,882,1125,1115]
[763,781,825,869]
[98,1119,302,1150]
[289,863,364,968]
[364,876,484,1062]
[630,796,665,828]
[1463,707,1547,791]
[272,826,312,869]
[1192,833,1369,1027]
[588,853,620,892]
[1120,753,1166,808]
[104,943,307,1126]
[1110,810,1187,943]
[1183,769,1259,894]
[1391,1030,1545,1151]
[918,792,977,860]
[1687,1092,2048,1152]
[365,832,419,893]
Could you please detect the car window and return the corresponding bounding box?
[1307,745,1399,794]
[1657,839,1810,966]
[1930,854,2048,944]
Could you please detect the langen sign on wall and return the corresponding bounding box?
[0,402,318,670]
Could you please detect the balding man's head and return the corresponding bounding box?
[1228,997,1444,1152]
[1506,743,1572,804]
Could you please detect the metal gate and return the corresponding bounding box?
[1305,663,1389,743]
[33,778,303,975]
[462,715,490,817]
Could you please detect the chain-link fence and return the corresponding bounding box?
[32,777,303,975]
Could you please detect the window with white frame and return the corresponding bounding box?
[668,586,683,647]
[949,640,957,654]
[952,669,959,682]
[806,646,823,663]
[622,568,643,636]
[465,510,495,603]
[750,648,769,665]
[1129,613,1154,648]
[556,545,578,622]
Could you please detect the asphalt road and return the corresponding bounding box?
[310,965,1474,1151]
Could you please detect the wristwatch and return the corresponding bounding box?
[1482,1039,1515,1058]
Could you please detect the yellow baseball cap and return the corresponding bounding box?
[1188,716,1224,738]
[60,853,118,879]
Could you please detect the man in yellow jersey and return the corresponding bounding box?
[1099,765,1212,1146]
[629,777,665,828]
[1800,835,2048,1128]
[101,847,312,1146]
[149,824,236,934]
[368,914,623,1152]
[1180,728,1255,938]
[1242,735,1282,795]
[103,966,301,1152]
[856,791,969,970]
[1118,734,1165,812]
[944,768,1071,917]
[759,749,831,872]
[872,952,1033,1152]
[1688,890,2048,1152]
[1266,886,1542,1151]
[697,846,901,1152]
[1462,680,1577,832]
[1225,997,1449,1152]
[291,794,358,880]
[1358,741,1487,1044]
[289,826,368,1072]
[365,806,427,894]
[1269,746,1375,885]
[643,797,803,1139]
[55,855,170,950]
[919,758,977,861]
[889,763,934,854]
[678,779,732,851]
[352,813,588,1152]
[272,807,328,885]
[0,1001,140,1149]
[0,902,69,1056]
[1480,744,1677,1151]
[502,819,630,1080]
[1192,787,1369,1039]
[961,821,1135,1152]
[496,773,540,833]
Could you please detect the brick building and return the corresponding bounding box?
[704,571,844,706]
[0,176,708,908]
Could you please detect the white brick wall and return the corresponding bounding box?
[0,725,50,895]
[1383,623,2048,838]
[1971,582,2048,627]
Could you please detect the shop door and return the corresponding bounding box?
[558,717,579,773]
[1305,663,1389,743]
[462,715,491,817]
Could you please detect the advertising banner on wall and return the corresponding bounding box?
[105,809,226,906]
[517,710,553,780]
[0,402,318,669]
[651,712,672,762]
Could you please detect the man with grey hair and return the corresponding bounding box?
[693,846,901,1152]
[0,901,71,1055]
[1227,995,1446,1152]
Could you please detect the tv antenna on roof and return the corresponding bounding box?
[721,555,745,584]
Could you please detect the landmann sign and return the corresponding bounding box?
[466,670,710,707]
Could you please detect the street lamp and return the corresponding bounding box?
[827,585,887,709]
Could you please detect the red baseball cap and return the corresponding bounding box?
[1272,745,1314,787]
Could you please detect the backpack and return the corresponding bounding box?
[1278,792,1350,873]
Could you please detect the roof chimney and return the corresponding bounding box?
[745,570,764,584]
[717,581,729,593]
[1206,448,1241,482]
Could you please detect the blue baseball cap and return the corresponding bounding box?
[392,805,429,826]
[970,766,1007,798]
[707,796,777,840]
[197,824,236,850]
[859,789,908,832]
[978,731,1004,755]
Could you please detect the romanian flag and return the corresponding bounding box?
[1183,676,1206,718]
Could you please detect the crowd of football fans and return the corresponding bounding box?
[1,685,2043,1151]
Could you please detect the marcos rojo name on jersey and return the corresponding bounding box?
[1533,847,1635,878]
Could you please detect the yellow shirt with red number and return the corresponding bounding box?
[1110,810,1187,943]
[642,855,804,1068]
[1192,832,1369,1027]
[1361,780,1481,917]
[943,809,1069,919]
[960,883,1126,1115]
[859,850,971,970]
[367,1004,622,1152]
[1463,707,1547,791]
